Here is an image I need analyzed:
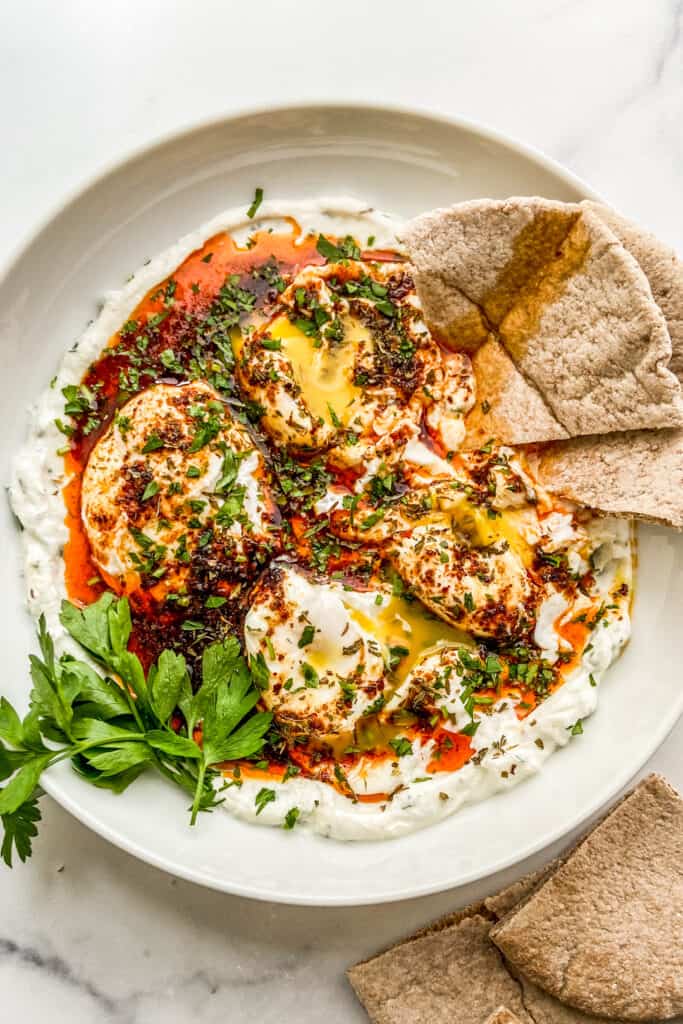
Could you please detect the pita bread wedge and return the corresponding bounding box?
[463,337,568,448]
[401,197,683,441]
[347,866,551,1024]
[533,427,683,529]
[400,197,580,350]
[348,913,534,1024]
[528,204,683,526]
[583,201,683,380]
[483,1009,525,1024]
[491,775,683,1021]
[347,849,659,1024]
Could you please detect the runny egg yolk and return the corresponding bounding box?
[267,313,365,427]
[345,592,470,686]
[457,504,534,568]
[401,498,534,569]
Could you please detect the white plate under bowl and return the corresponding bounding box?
[1,104,682,905]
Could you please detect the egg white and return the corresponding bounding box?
[235,260,476,469]
[81,381,277,595]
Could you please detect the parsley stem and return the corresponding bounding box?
[47,733,148,768]
[190,759,208,826]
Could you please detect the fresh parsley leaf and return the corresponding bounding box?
[85,744,153,777]
[0,698,24,748]
[301,663,319,688]
[149,649,191,723]
[249,652,270,690]
[142,433,164,453]
[1,796,41,867]
[215,446,243,494]
[327,403,341,428]
[0,755,51,816]
[316,234,342,262]
[144,730,200,759]
[254,787,276,815]
[0,594,274,866]
[315,234,361,262]
[375,299,396,318]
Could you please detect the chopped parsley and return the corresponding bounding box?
[316,234,361,263]
[142,433,164,454]
[388,736,413,757]
[298,625,315,648]
[247,187,264,219]
[283,806,300,830]
[141,480,160,502]
[301,663,319,688]
[254,787,276,815]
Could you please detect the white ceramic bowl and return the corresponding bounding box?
[2,104,681,905]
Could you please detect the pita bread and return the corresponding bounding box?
[348,913,534,1024]
[491,775,683,1021]
[483,1009,525,1024]
[511,972,628,1024]
[401,197,683,441]
[347,886,626,1024]
[463,337,569,448]
[483,860,559,918]
[583,201,683,379]
[347,837,676,1024]
[528,204,683,526]
[400,197,580,350]
[533,427,683,529]
[347,866,551,1024]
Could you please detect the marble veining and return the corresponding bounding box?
[1,0,682,1020]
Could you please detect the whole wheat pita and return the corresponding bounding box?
[534,202,683,525]
[463,337,568,448]
[348,912,533,1024]
[401,197,683,441]
[347,860,615,1024]
[347,867,549,1024]
[532,427,683,529]
[483,1009,526,1024]
[491,775,683,1021]
[582,201,683,380]
[399,197,579,350]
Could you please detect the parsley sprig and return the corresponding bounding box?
[0,592,271,866]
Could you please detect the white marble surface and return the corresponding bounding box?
[1,1,682,1020]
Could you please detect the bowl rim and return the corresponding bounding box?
[8,101,673,907]
[0,99,604,286]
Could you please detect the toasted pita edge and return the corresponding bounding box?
[347,913,533,1024]
[531,427,683,529]
[483,1009,526,1024]
[582,201,683,380]
[348,865,544,972]
[490,774,683,1022]
[346,865,551,1024]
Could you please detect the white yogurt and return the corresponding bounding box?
[9,197,633,842]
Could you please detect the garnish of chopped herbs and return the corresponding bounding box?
[247,187,264,219]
